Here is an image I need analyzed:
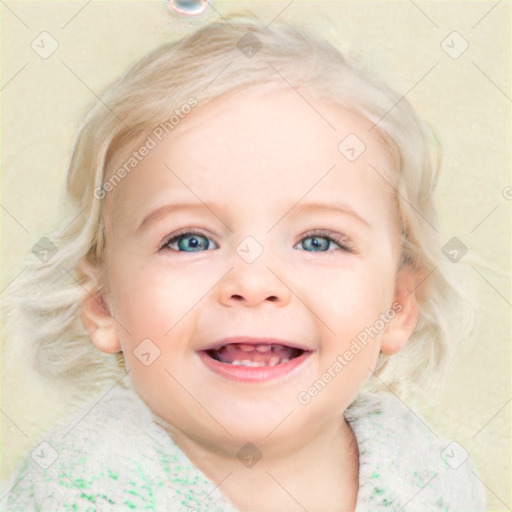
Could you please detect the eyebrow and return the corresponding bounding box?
[136,200,371,233]
[136,202,225,233]
[290,202,371,228]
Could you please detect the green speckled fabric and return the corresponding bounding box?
[2,384,486,511]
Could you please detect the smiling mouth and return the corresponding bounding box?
[204,343,305,367]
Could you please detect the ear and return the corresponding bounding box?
[77,260,121,354]
[380,265,420,356]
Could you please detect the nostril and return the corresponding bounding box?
[229,295,278,302]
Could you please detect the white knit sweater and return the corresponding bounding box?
[2,383,486,511]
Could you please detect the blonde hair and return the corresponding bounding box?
[3,13,475,400]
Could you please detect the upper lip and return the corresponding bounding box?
[199,336,313,352]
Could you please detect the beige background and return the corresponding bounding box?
[1,1,510,510]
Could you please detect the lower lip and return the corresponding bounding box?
[197,350,312,382]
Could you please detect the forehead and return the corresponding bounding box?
[104,85,396,231]
[157,85,393,173]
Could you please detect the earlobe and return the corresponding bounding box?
[77,260,121,354]
[380,266,421,356]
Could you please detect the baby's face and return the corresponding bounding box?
[96,85,417,452]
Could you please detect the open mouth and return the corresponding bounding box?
[204,343,305,367]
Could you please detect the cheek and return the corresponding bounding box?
[107,255,215,340]
[318,263,395,329]
[312,270,388,404]
[312,262,395,388]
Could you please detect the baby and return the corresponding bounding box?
[2,14,486,512]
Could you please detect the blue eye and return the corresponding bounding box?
[159,229,353,253]
[295,230,353,253]
[161,230,217,252]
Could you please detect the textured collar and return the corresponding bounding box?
[3,383,486,511]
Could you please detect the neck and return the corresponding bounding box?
[166,415,359,512]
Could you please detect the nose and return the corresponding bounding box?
[216,246,292,308]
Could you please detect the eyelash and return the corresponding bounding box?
[159,228,354,253]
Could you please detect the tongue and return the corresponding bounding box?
[214,343,297,364]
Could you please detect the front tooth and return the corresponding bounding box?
[256,345,272,353]
[281,358,290,363]
[268,356,280,367]
[239,344,256,352]
[228,358,277,367]
[236,359,265,367]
